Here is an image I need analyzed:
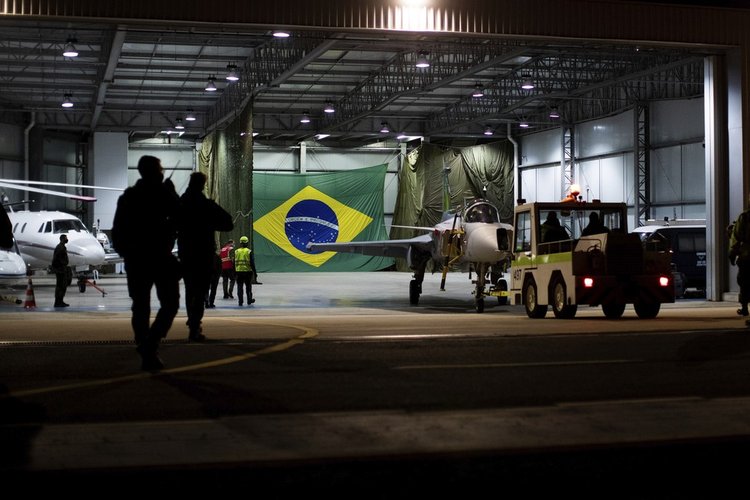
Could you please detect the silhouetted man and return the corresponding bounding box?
[51,234,71,307]
[0,208,12,249]
[112,155,181,371]
[177,172,233,341]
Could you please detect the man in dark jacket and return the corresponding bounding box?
[178,172,233,341]
[0,208,12,249]
[730,198,750,320]
[51,234,71,308]
[112,155,181,371]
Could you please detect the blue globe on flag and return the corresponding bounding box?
[285,199,339,253]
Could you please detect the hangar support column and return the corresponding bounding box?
[705,54,731,302]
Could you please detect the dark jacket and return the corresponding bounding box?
[51,242,69,272]
[177,188,233,263]
[0,209,12,249]
[112,178,180,261]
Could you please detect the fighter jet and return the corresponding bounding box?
[307,197,513,312]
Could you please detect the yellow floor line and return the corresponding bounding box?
[4,321,318,398]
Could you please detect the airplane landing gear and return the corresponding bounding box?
[473,263,488,313]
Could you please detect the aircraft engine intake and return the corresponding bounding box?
[463,223,512,263]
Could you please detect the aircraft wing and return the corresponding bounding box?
[104,251,124,264]
[0,181,97,202]
[307,233,434,260]
[0,179,123,191]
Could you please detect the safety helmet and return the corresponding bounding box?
[240,236,249,243]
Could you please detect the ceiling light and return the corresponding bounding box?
[62,38,78,58]
[185,110,196,122]
[472,84,485,98]
[521,75,535,90]
[300,111,311,124]
[315,133,330,140]
[225,64,239,82]
[272,30,291,38]
[549,107,560,119]
[205,76,217,92]
[175,119,184,130]
[380,122,390,134]
[323,101,335,113]
[397,133,408,140]
[61,94,73,108]
[415,51,430,68]
[483,126,493,136]
[519,120,530,128]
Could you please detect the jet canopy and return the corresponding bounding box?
[463,200,500,224]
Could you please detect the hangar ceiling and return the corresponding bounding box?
[0,17,709,147]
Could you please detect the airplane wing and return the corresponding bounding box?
[307,233,434,260]
[0,179,123,192]
[104,251,124,264]
[0,181,97,202]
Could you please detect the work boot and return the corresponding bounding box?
[188,325,205,342]
[140,352,165,372]
[54,302,70,307]
[137,345,164,372]
[189,331,206,342]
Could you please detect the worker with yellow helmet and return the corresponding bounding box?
[234,235,257,306]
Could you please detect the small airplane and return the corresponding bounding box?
[307,197,514,312]
[1,179,118,290]
[0,237,26,286]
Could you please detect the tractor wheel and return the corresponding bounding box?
[523,279,547,319]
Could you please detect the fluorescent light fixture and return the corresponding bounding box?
[62,38,78,58]
[61,94,73,108]
[300,111,311,124]
[521,76,534,90]
[272,30,291,38]
[397,133,408,140]
[483,126,493,136]
[472,84,485,98]
[415,51,430,68]
[549,107,560,119]
[519,121,530,128]
[185,110,196,121]
[380,122,390,134]
[175,119,184,130]
[315,133,330,140]
[225,64,239,82]
[323,101,335,113]
[205,76,217,92]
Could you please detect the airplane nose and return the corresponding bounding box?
[67,240,106,266]
[463,224,505,262]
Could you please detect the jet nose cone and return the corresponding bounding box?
[0,251,26,280]
[68,240,106,266]
[463,224,506,262]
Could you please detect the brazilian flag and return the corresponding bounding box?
[253,164,394,271]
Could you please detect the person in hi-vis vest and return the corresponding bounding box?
[234,236,257,306]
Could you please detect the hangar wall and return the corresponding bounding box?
[518,96,705,231]
[0,123,23,185]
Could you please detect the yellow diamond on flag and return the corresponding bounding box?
[254,185,373,267]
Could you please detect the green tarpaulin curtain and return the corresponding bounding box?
[390,141,514,271]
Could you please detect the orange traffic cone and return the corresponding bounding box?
[23,278,36,309]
